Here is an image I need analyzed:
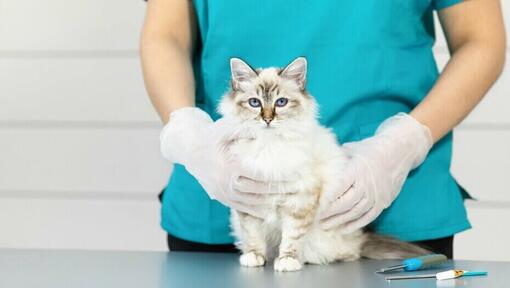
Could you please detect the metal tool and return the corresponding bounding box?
[385,270,488,281]
[376,254,448,273]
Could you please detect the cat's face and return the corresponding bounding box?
[219,57,317,129]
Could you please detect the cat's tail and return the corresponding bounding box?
[360,233,431,260]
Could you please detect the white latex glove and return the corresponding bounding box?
[160,107,287,217]
[319,113,433,233]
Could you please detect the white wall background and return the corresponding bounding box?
[0,1,509,260]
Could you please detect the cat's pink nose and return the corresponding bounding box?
[263,118,273,125]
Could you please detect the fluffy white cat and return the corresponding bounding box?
[217,57,428,272]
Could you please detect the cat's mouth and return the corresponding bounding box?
[254,118,272,128]
[260,121,275,129]
[253,118,281,129]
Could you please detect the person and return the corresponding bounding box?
[140,0,506,258]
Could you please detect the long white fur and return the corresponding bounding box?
[218,60,368,270]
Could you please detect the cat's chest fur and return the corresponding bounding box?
[225,127,319,181]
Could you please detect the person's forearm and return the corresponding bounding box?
[140,0,197,124]
[411,0,506,143]
[140,36,195,124]
[411,40,505,142]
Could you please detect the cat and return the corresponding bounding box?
[217,57,429,272]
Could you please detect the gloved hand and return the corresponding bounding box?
[319,113,433,233]
[160,107,288,217]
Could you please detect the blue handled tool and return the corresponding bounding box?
[376,254,448,273]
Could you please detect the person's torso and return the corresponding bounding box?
[161,0,470,244]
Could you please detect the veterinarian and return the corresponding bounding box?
[140,0,505,257]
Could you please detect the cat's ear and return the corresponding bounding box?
[280,57,307,90]
[230,58,257,90]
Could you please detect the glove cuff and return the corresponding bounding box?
[160,107,213,164]
[376,112,433,169]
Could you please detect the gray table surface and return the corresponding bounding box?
[0,249,508,288]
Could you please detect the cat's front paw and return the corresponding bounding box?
[239,251,266,267]
[274,256,302,272]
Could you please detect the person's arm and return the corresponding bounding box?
[411,0,506,142]
[140,0,197,123]
[141,0,280,216]
[320,0,506,232]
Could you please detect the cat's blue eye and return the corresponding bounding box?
[248,98,261,108]
[275,97,288,107]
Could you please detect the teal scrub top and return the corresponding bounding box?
[161,0,471,244]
